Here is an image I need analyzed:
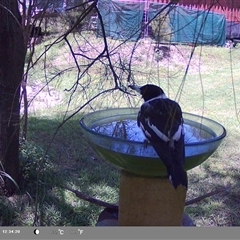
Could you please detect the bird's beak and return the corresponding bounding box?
[128,85,141,94]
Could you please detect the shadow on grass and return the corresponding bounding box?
[0,116,120,226]
[2,116,239,226]
[186,155,240,226]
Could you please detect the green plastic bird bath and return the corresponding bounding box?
[79,108,226,177]
[80,108,226,226]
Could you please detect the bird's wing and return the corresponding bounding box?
[138,98,185,165]
[138,98,187,188]
[138,99,188,188]
[138,98,184,143]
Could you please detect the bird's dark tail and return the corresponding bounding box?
[167,165,188,190]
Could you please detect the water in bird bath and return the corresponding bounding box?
[80,109,225,176]
[92,119,214,144]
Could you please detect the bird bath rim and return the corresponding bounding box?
[79,108,226,176]
[79,107,226,147]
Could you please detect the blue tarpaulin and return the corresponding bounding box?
[98,0,226,46]
[226,21,240,39]
[97,0,144,41]
[168,6,226,46]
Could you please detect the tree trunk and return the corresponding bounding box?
[0,1,26,195]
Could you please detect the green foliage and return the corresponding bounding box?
[0,199,17,226]
[19,140,53,186]
[5,117,119,226]
[0,164,20,195]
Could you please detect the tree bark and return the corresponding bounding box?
[0,0,26,195]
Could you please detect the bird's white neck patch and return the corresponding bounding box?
[146,93,167,102]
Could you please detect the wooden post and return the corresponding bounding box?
[118,170,187,226]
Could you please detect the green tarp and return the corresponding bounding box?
[97,0,144,41]
[167,5,226,45]
[98,0,226,46]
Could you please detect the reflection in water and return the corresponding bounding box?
[92,119,213,143]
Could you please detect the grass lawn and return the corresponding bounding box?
[1,31,240,226]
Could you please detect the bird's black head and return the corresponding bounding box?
[129,84,165,101]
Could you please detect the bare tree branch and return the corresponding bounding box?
[62,184,229,210]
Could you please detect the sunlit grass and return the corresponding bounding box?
[2,29,240,226]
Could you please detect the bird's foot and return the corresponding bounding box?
[143,138,150,148]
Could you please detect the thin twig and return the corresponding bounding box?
[44,87,117,156]
[185,187,229,206]
[62,184,229,210]
[63,185,118,210]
